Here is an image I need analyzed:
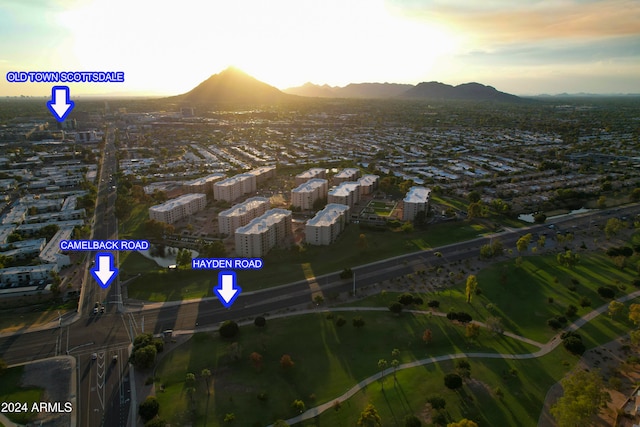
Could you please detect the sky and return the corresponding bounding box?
[0,0,639,97]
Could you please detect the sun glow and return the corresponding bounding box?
[53,0,458,95]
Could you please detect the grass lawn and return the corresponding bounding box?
[344,251,639,344]
[126,221,493,302]
[0,366,44,424]
[153,311,537,426]
[301,346,575,427]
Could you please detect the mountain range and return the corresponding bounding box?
[172,67,521,104]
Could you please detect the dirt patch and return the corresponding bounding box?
[538,337,640,427]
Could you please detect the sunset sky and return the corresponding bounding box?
[1,0,639,97]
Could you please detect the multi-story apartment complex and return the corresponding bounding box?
[235,209,292,257]
[149,193,207,224]
[213,173,257,202]
[183,173,225,194]
[295,168,326,185]
[305,204,350,245]
[218,197,270,236]
[334,168,360,184]
[291,179,328,210]
[402,186,431,221]
[248,166,276,184]
[357,174,379,195]
[328,182,360,208]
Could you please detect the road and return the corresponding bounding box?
[0,161,638,427]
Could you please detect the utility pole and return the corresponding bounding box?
[352,271,356,297]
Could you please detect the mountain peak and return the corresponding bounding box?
[175,67,286,104]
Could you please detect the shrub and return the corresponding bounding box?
[562,333,586,355]
[398,293,415,305]
[254,316,266,327]
[565,304,578,318]
[597,286,615,299]
[336,316,346,327]
[579,296,592,307]
[139,397,160,423]
[443,373,463,390]
[547,318,562,330]
[427,300,440,308]
[219,320,239,338]
[427,395,446,410]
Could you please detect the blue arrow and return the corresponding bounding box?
[90,252,118,289]
[46,86,75,122]
[214,271,242,308]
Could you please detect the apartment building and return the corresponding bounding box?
[183,173,225,194]
[357,174,379,195]
[295,168,326,185]
[235,209,292,257]
[213,173,257,202]
[218,197,270,236]
[328,182,360,208]
[403,186,431,221]
[291,179,328,210]
[305,204,350,245]
[149,193,207,224]
[334,168,360,184]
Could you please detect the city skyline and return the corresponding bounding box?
[1,0,639,97]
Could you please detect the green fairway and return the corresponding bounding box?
[345,252,639,343]
[154,311,537,426]
[0,366,44,425]
[300,346,574,427]
[125,221,492,301]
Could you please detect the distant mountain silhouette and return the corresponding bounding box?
[284,82,413,99]
[174,67,287,104]
[286,80,519,101]
[399,82,520,102]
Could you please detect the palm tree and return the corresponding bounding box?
[377,359,388,390]
[201,368,211,396]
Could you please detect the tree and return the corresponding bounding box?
[456,359,471,378]
[516,233,532,253]
[465,323,481,341]
[467,201,485,219]
[551,369,607,427]
[533,212,547,224]
[604,218,624,239]
[557,250,579,268]
[139,396,160,422]
[249,352,263,371]
[219,320,239,338]
[353,316,365,328]
[201,369,211,396]
[447,420,478,427]
[486,316,504,335]
[357,403,382,427]
[377,359,388,389]
[176,248,192,269]
[292,399,305,413]
[388,302,403,315]
[398,293,415,305]
[254,316,266,327]
[465,275,478,303]
[631,187,640,202]
[280,354,294,369]
[629,303,640,325]
[185,372,196,388]
[422,329,433,344]
[131,345,157,369]
[427,395,446,410]
[444,373,463,390]
[0,358,6,377]
[608,300,624,318]
[223,413,235,422]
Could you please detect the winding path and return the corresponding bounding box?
[265,290,640,427]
